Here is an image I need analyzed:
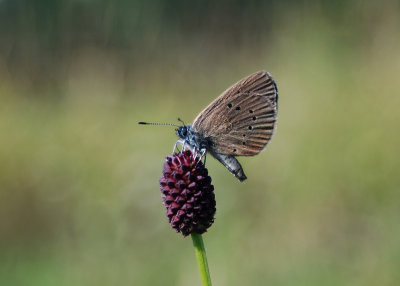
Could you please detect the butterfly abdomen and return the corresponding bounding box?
[211,152,247,181]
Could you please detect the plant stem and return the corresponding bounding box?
[191,233,212,286]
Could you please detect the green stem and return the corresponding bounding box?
[191,233,212,286]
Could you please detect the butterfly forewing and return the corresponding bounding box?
[192,70,278,156]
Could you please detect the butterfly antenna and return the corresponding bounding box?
[138,121,179,127]
[177,117,186,125]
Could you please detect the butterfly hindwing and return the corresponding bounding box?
[192,70,278,156]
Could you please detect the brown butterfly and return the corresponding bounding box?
[140,70,278,181]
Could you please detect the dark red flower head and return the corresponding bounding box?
[160,150,216,236]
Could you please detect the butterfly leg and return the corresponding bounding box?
[173,140,184,153]
[196,149,207,164]
[172,142,178,153]
[201,149,207,165]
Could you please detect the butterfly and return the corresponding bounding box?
[141,70,278,181]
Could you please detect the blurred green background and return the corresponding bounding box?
[1,0,400,285]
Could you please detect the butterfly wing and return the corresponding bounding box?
[192,70,278,156]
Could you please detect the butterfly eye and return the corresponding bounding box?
[242,142,246,145]
[249,110,254,113]
[252,116,257,121]
[242,134,246,137]
[235,106,241,111]
[233,148,237,152]
[248,126,253,130]
[227,103,232,108]
[180,127,187,137]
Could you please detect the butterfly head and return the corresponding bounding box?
[176,124,210,154]
[176,125,189,140]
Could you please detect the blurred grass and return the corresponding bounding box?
[1,1,400,285]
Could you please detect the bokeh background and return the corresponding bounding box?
[1,0,400,285]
